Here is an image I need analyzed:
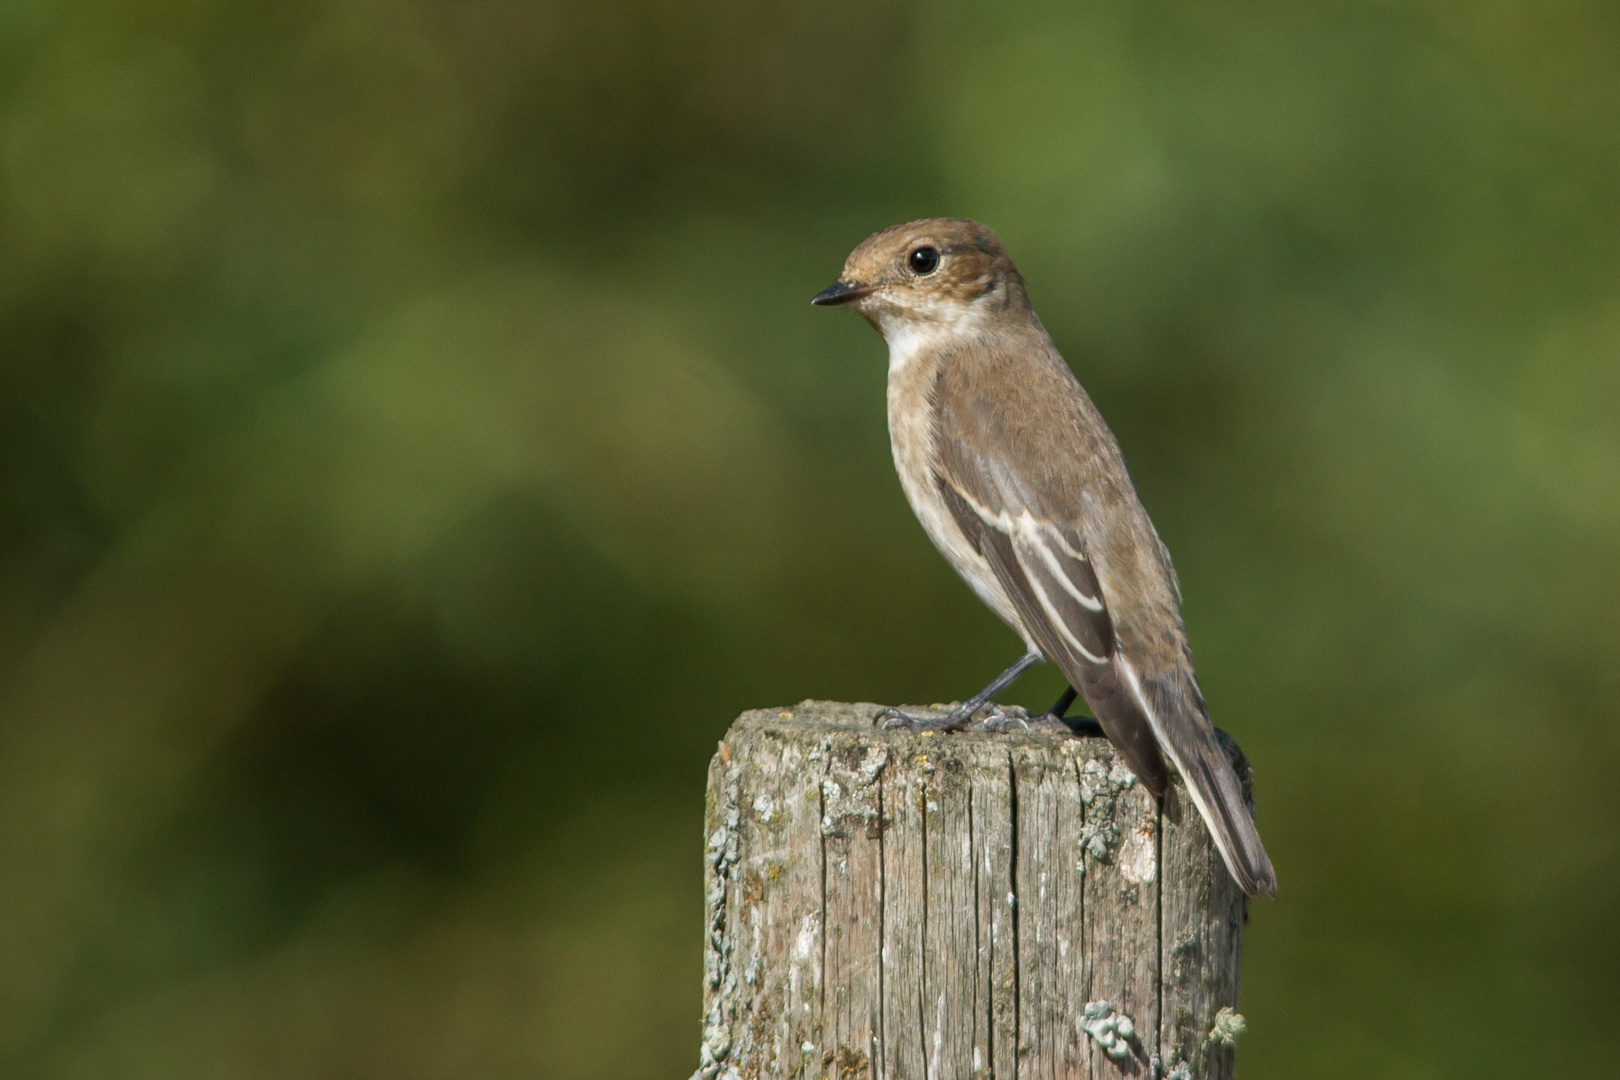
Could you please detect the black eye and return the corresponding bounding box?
[908,246,941,275]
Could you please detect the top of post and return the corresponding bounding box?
[723,700,1255,805]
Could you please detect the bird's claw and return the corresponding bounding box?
[876,706,969,731]
[876,703,1082,735]
[967,705,1029,732]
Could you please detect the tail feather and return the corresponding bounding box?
[1176,731,1277,897]
[1116,657,1277,898]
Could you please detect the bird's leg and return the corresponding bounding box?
[1044,686,1103,736]
[878,650,1042,732]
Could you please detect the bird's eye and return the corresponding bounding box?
[908,246,941,275]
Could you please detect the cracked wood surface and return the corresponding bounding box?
[696,702,1250,1080]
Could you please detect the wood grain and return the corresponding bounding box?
[694,703,1253,1080]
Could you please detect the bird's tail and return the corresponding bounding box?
[1116,659,1277,898]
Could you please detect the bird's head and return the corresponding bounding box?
[811,218,1029,340]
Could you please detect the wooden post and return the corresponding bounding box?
[694,701,1252,1080]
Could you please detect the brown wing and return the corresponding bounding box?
[932,463,1170,796]
[929,341,1277,896]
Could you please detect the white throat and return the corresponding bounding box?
[874,298,989,374]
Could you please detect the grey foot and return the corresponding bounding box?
[968,705,1032,732]
[876,705,974,732]
[977,708,1087,734]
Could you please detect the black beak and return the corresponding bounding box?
[811,280,874,306]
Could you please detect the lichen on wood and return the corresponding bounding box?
[694,701,1252,1080]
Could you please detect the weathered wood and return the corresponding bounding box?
[695,702,1253,1080]
[823,728,886,1078]
[1157,741,1254,1080]
[700,721,827,1076]
[1013,742,1089,1075]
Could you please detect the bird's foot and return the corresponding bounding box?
[1037,689,1103,736]
[878,703,1094,735]
[978,707,1092,734]
[969,705,1033,732]
[876,705,974,732]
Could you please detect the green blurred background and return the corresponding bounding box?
[1,1,1616,1076]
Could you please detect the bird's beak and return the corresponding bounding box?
[811,279,875,306]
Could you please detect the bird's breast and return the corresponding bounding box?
[885,346,1026,637]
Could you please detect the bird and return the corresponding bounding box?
[811,217,1277,898]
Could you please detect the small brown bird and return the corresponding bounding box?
[813,218,1276,898]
